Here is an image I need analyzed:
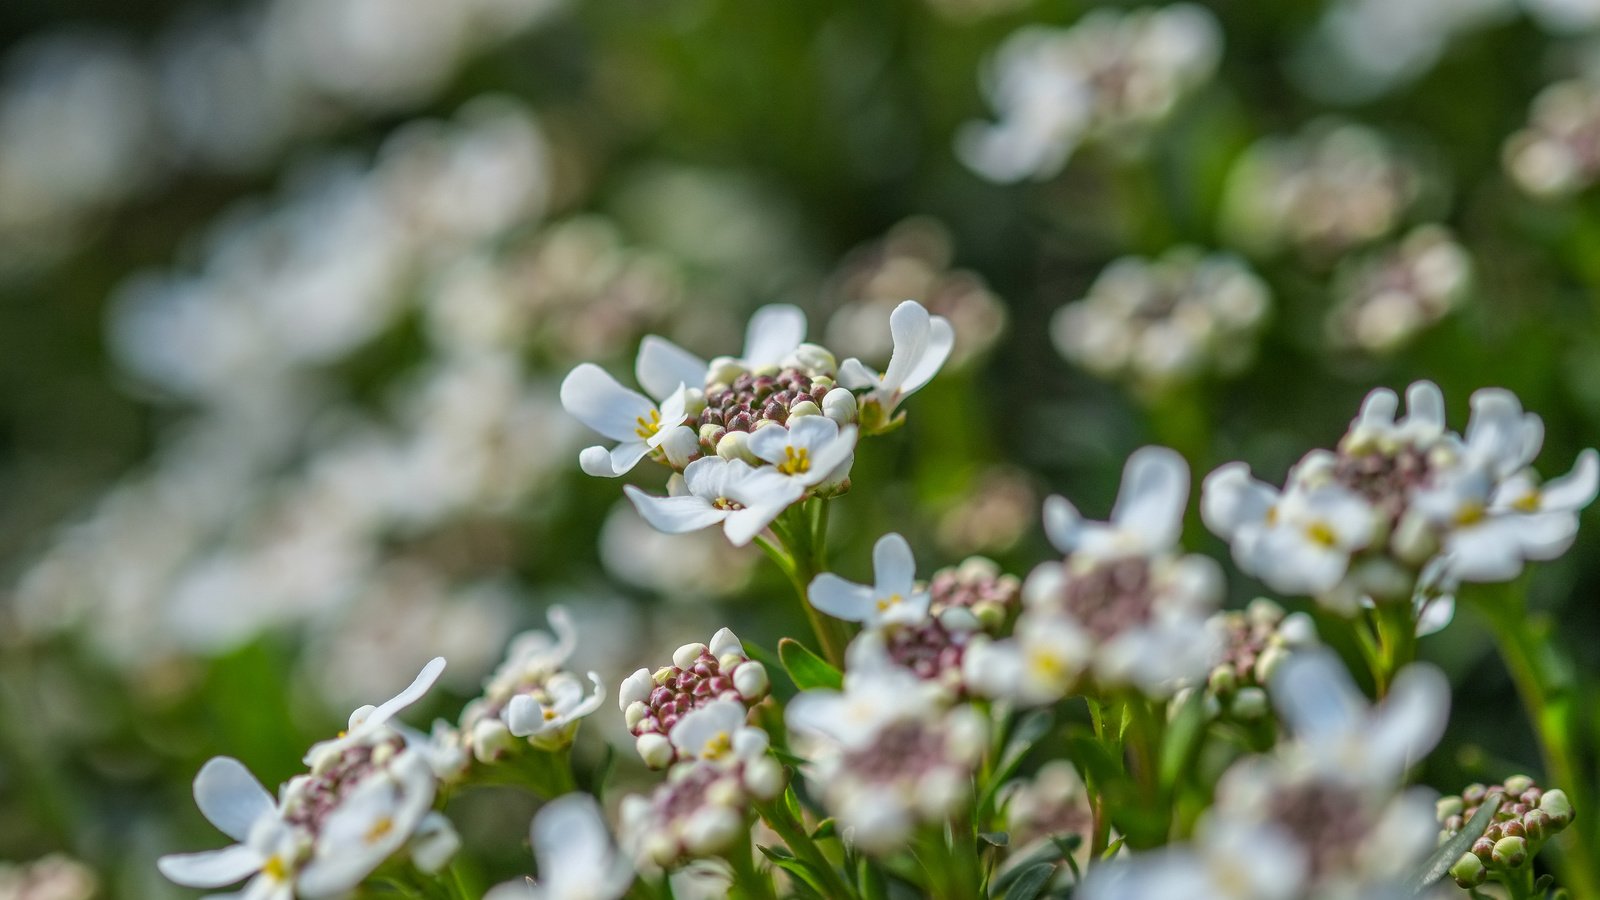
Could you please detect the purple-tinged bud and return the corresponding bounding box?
[1437,796,1465,822]
[1539,789,1574,828]
[637,733,673,769]
[1471,838,1495,863]
[1492,835,1527,868]
[1463,784,1488,805]
[1521,788,1543,806]
[1503,775,1536,795]
[1523,809,1551,841]
[1484,823,1503,842]
[1502,820,1526,839]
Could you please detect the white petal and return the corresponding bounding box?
[1354,387,1399,432]
[1403,381,1444,433]
[709,628,743,658]
[1270,649,1364,744]
[193,758,275,843]
[1200,462,1275,540]
[745,423,796,467]
[880,301,954,398]
[1542,449,1600,511]
[807,573,877,622]
[722,499,793,546]
[669,699,747,757]
[1443,522,1530,582]
[158,845,263,888]
[534,794,627,897]
[559,364,657,442]
[682,455,736,499]
[636,335,707,401]
[1370,663,1450,774]
[624,486,726,535]
[1111,446,1189,552]
[369,657,447,728]
[871,533,918,596]
[837,358,880,390]
[742,304,807,369]
[505,695,547,737]
[1042,495,1084,554]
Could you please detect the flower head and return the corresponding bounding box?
[838,300,953,430]
[619,628,770,768]
[561,364,697,478]
[808,532,931,628]
[624,456,804,547]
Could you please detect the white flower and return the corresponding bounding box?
[807,532,931,627]
[1270,648,1448,788]
[668,698,770,764]
[1044,446,1188,558]
[838,300,953,421]
[506,671,607,749]
[296,752,439,896]
[305,657,447,767]
[635,304,809,390]
[962,612,1089,705]
[483,793,634,900]
[1078,820,1307,900]
[746,416,857,488]
[1202,465,1379,598]
[157,757,299,898]
[624,456,804,546]
[560,363,695,478]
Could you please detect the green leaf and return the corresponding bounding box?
[811,818,837,840]
[1101,837,1126,860]
[857,856,889,900]
[759,845,829,898]
[780,637,843,691]
[1407,798,1500,894]
[1158,690,1208,792]
[978,831,1009,847]
[988,843,1063,896]
[1002,862,1057,900]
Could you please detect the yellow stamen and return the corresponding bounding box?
[875,593,903,612]
[778,446,811,475]
[263,856,289,881]
[1513,493,1541,513]
[1305,521,1338,547]
[703,731,733,760]
[364,816,395,845]
[1455,502,1486,526]
[634,409,663,439]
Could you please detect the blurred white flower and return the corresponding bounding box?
[1327,225,1471,354]
[1505,77,1600,198]
[838,300,955,427]
[959,5,1222,182]
[459,607,607,759]
[484,794,634,900]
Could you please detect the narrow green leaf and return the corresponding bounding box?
[780,637,844,691]
[1407,798,1499,894]
[1158,690,1207,791]
[988,843,1063,895]
[810,818,837,840]
[759,845,829,898]
[1101,837,1126,859]
[1003,862,1057,900]
[978,831,1010,847]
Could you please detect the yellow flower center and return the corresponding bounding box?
[1027,647,1068,681]
[778,446,811,475]
[262,855,289,881]
[634,409,662,439]
[876,593,903,612]
[364,816,395,845]
[543,708,558,721]
[1455,502,1486,526]
[1513,492,1541,513]
[1304,521,1338,547]
[703,730,733,760]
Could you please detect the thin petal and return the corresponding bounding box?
[1370,663,1450,773]
[837,358,879,390]
[559,364,656,442]
[194,757,275,843]
[369,657,446,727]
[1541,449,1600,511]
[534,793,625,896]
[807,573,877,622]
[157,845,263,889]
[741,304,807,369]
[624,486,727,535]
[872,533,917,595]
[636,336,707,401]
[1041,495,1083,554]
[1200,462,1275,540]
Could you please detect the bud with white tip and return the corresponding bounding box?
[823,387,857,425]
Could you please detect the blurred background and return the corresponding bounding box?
[3,0,1600,895]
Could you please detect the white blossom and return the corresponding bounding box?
[808,532,931,627]
[624,456,804,547]
[746,415,857,489]
[560,363,695,478]
[484,794,634,900]
[838,300,954,424]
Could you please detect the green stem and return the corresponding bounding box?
[1370,600,1417,698]
[761,502,850,666]
[1470,584,1598,900]
[1085,698,1114,862]
[757,796,858,900]
[727,828,778,900]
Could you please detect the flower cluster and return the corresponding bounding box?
[967,447,1224,702]
[1083,650,1449,898]
[159,660,460,898]
[787,664,987,854]
[1186,598,1318,721]
[1439,775,1576,888]
[1051,247,1271,392]
[1222,119,1418,261]
[958,4,1222,182]
[564,300,952,545]
[1504,77,1600,198]
[454,607,606,765]
[1326,224,1471,354]
[1203,380,1599,618]
[618,628,771,768]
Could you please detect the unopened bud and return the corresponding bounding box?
[786,343,837,375]
[624,700,649,730]
[788,399,821,418]
[1449,851,1487,887]
[716,430,758,463]
[1436,796,1465,822]
[706,356,745,386]
[682,806,743,856]
[972,599,1007,632]
[745,757,786,800]
[636,733,673,769]
[1503,775,1536,795]
[1539,789,1574,828]
[674,643,708,669]
[1523,809,1551,841]
[1231,687,1268,719]
[1254,644,1290,684]
[472,719,514,763]
[1207,665,1238,696]
[1492,835,1527,868]
[733,662,770,700]
[823,387,857,425]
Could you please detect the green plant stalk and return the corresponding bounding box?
[727,827,778,900]
[756,796,858,900]
[1085,697,1114,862]
[1469,584,1598,900]
[1371,599,1418,698]
[761,501,850,666]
